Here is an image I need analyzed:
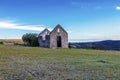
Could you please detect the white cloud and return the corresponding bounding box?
[116,6,120,10]
[67,30,72,33]
[0,21,50,31]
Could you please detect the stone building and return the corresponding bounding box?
[38,24,68,48]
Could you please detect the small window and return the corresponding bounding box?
[46,31,48,35]
[57,28,60,33]
[43,35,45,40]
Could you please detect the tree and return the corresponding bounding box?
[22,33,39,47]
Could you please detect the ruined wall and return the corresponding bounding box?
[38,25,68,48]
[38,29,50,48]
[38,36,50,48]
[50,25,68,48]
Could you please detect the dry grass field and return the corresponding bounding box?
[0,39,24,45]
[0,45,120,80]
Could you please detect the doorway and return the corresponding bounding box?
[57,36,62,47]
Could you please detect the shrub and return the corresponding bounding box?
[14,43,23,46]
[22,33,39,47]
[0,42,3,44]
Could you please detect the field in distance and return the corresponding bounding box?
[0,39,24,44]
[0,45,120,80]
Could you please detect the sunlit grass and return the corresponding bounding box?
[0,45,120,80]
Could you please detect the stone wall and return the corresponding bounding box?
[38,24,68,48]
[50,25,68,48]
[38,36,50,48]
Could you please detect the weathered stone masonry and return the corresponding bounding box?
[38,24,68,48]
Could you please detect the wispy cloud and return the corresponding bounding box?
[116,6,120,10]
[0,20,51,31]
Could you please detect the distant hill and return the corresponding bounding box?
[69,40,120,51]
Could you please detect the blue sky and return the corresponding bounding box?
[0,0,120,42]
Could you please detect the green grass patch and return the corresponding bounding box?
[0,45,120,80]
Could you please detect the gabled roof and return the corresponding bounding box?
[39,28,50,36]
[50,24,68,34]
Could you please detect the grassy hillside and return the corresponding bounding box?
[0,45,120,80]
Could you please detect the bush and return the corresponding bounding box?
[0,42,3,44]
[14,43,23,46]
[22,33,39,47]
